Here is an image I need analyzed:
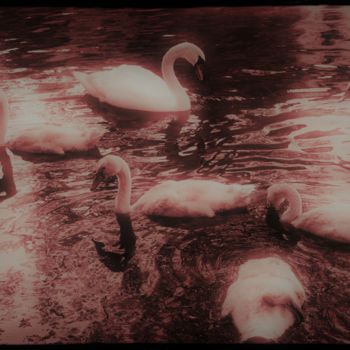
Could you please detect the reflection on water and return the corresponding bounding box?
[0,5,350,344]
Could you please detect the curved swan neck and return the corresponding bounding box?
[268,184,302,224]
[0,91,9,146]
[161,45,189,108]
[113,159,132,215]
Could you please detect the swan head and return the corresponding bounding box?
[91,155,126,191]
[266,184,303,224]
[182,42,205,81]
[167,42,206,81]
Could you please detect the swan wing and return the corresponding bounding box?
[294,203,350,243]
[132,180,216,217]
[133,180,256,217]
[75,65,178,112]
[167,180,256,212]
[8,125,101,154]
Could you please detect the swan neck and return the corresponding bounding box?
[161,47,189,108]
[0,94,9,146]
[115,162,132,215]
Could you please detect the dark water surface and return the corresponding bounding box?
[1,6,350,344]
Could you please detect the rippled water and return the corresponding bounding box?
[1,5,350,344]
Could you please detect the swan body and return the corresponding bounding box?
[8,125,102,155]
[267,183,350,243]
[74,42,205,112]
[222,257,305,343]
[91,155,256,218]
[0,91,102,155]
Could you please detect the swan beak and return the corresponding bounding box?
[194,57,205,81]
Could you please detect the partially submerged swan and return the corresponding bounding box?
[0,90,102,155]
[74,42,205,112]
[0,146,16,198]
[267,183,350,243]
[222,257,305,343]
[91,155,257,218]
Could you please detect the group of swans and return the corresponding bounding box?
[89,155,308,343]
[90,152,350,244]
[0,42,205,157]
[89,154,349,343]
[0,41,344,343]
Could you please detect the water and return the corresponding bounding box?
[0,5,350,344]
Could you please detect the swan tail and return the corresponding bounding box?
[73,71,86,84]
[235,184,258,206]
[85,129,103,149]
[221,283,237,318]
[249,188,267,206]
[73,71,99,97]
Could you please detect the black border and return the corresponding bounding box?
[0,0,348,8]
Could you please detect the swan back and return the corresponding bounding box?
[292,202,350,243]
[222,257,305,343]
[8,125,102,155]
[267,184,303,224]
[131,180,256,217]
[0,90,9,146]
[75,67,180,112]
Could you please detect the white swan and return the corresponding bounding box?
[0,90,102,155]
[267,183,350,243]
[74,42,205,112]
[222,257,305,343]
[91,155,257,218]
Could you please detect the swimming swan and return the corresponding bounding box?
[91,155,257,218]
[0,90,102,155]
[74,42,205,112]
[222,257,305,343]
[267,183,350,243]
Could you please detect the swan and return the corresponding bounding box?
[0,146,16,198]
[267,183,350,243]
[91,154,257,218]
[0,90,102,155]
[73,42,205,112]
[221,257,305,343]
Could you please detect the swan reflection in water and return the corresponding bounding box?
[0,146,16,201]
[92,213,136,272]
